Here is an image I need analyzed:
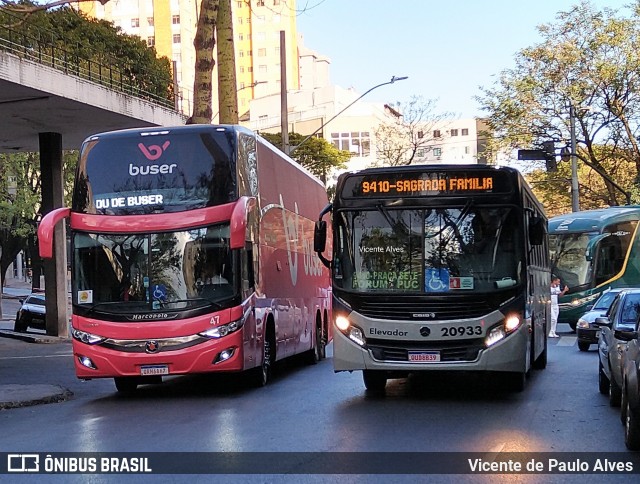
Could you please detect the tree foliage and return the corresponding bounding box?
[0,1,174,102]
[374,96,456,166]
[477,0,640,208]
[261,132,350,184]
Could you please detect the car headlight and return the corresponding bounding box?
[570,294,599,307]
[199,318,244,339]
[71,328,106,345]
[577,319,590,329]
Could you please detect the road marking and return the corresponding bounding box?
[557,336,577,346]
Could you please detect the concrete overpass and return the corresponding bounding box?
[0,41,187,337]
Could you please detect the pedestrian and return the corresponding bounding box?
[550,275,568,338]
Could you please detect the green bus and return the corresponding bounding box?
[548,206,640,330]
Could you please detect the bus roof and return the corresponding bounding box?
[82,124,252,143]
[549,206,640,233]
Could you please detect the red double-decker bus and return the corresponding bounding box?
[38,125,331,392]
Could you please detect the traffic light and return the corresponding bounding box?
[542,141,557,172]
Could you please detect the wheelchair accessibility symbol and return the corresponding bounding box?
[425,268,450,292]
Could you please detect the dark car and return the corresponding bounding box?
[597,289,640,407]
[617,321,640,450]
[576,288,626,351]
[14,293,46,332]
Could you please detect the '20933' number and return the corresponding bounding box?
[441,325,483,337]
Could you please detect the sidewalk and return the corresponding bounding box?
[1,277,73,409]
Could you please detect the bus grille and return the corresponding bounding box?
[367,338,484,362]
[357,299,493,321]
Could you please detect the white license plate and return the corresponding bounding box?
[408,351,440,362]
[140,365,169,376]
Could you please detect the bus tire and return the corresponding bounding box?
[253,323,275,387]
[508,371,526,392]
[533,325,547,370]
[609,371,622,407]
[304,322,322,365]
[363,370,387,394]
[598,359,610,395]
[114,377,138,394]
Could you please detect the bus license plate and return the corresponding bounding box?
[408,351,440,362]
[140,365,169,376]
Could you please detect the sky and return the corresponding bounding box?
[296,0,633,119]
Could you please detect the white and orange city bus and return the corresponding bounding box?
[39,125,331,392]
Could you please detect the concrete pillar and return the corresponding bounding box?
[39,132,69,338]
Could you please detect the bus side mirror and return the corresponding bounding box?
[314,220,327,253]
[529,216,545,246]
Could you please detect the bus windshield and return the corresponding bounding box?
[334,205,522,293]
[73,129,237,215]
[72,223,236,315]
[548,232,595,289]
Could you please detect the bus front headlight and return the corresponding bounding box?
[334,315,366,347]
[199,319,244,339]
[485,314,522,348]
[71,328,106,345]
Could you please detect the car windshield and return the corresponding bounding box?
[25,295,45,306]
[593,291,619,311]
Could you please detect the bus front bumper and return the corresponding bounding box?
[332,325,529,374]
[72,331,246,380]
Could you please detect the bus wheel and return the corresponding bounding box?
[114,377,138,394]
[507,371,526,392]
[254,332,274,387]
[363,370,387,394]
[305,325,323,365]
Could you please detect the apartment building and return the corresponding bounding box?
[76,0,299,119]
[416,118,490,165]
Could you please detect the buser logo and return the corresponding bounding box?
[138,141,171,160]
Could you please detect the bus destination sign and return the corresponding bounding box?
[343,171,511,198]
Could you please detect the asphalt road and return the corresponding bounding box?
[0,323,637,483]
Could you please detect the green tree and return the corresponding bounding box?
[476,0,640,207]
[0,2,174,103]
[0,151,77,312]
[261,132,350,185]
[374,96,456,166]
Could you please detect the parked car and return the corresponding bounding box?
[576,288,626,351]
[14,293,46,332]
[616,322,640,450]
[596,288,640,406]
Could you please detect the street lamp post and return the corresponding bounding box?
[288,75,409,155]
[569,103,580,212]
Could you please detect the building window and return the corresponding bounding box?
[258,65,267,73]
[239,51,244,57]
[258,48,266,57]
[416,149,425,157]
[248,50,252,57]
[240,66,245,73]
[257,1,265,6]
[331,132,371,156]
[248,66,253,72]
[465,146,470,154]
[256,15,265,23]
[274,0,280,4]
[131,18,140,28]
[237,1,243,7]
[433,129,441,138]
[256,32,266,41]
[433,148,442,157]
[274,46,280,55]
[417,130,424,139]
[147,36,155,47]
[172,15,180,25]
[450,129,459,136]
[147,17,154,27]
[462,128,469,136]
[239,82,245,90]
[172,34,181,43]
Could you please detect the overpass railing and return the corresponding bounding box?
[0,20,177,110]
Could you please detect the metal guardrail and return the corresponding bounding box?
[0,21,176,110]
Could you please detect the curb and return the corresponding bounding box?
[0,384,73,410]
[0,329,69,344]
